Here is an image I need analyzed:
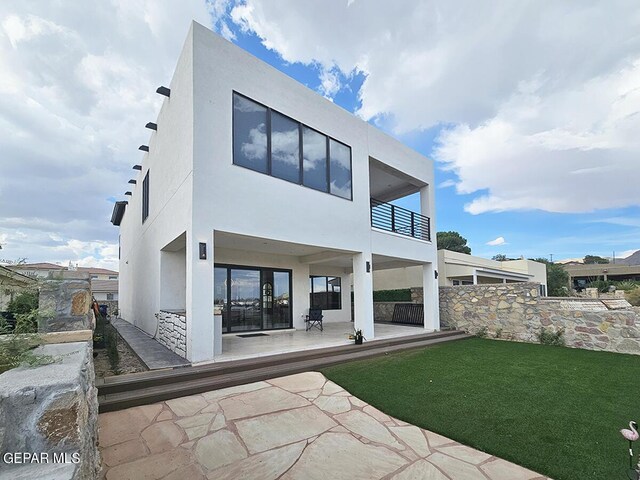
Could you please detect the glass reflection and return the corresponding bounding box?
[233,94,268,173]
[271,112,300,183]
[302,127,328,192]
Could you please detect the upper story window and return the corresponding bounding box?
[142,170,150,223]
[232,92,352,200]
[108,275,118,280]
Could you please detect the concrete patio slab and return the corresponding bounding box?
[98,372,549,480]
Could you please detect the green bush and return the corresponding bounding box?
[0,334,55,374]
[537,327,565,346]
[587,280,614,293]
[7,290,39,315]
[626,288,640,306]
[373,289,412,302]
[614,280,640,291]
[475,326,488,338]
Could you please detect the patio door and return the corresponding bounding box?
[214,265,292,333]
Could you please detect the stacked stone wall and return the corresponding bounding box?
[156,311,187,358]
[0,342,100,479]
[439,283,640,354]
[39,271,92,332]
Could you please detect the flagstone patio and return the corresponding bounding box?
[98,372,550,480]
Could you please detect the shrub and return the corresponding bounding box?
[7,290,39,315]
[0,334,55,374]
[538,327,565,346]
[626,288,640,306]
[587,280,614,293]
[104,325,120,374]
[475,326,488,338]
[615,281,640,291]
[373,289,412,302]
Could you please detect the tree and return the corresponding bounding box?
[530,258,569,297]
[583,255,609,264]
[437,231,471,254]
[492,254,508,261]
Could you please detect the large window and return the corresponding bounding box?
[309,276,341,310]
[215,264,292,333]
[232,92,352,200]
[233,94,268,174]
[270,111,300,183]
[142,170,149,223]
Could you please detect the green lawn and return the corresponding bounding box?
[321,338,640,480]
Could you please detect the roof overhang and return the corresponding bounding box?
[111,201,127,226]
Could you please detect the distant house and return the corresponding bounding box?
[0,265,37,311]
[374,250,548,295]
[562,263,640,290]
[8,263,119,308]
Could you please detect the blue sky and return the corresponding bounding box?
[226,18,640,262]
[0,1,638,268]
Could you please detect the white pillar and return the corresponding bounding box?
[472,271,478,285]
[352,252,374,340]
[186,229,215,362]
[423,262,440,331]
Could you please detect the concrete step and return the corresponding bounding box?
[97,329,464,396]
[98,330,471,412]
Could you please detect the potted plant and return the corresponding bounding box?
[349,329,365,345]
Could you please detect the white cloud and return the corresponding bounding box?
[486,237,506,246]
[228,0,640,215]
[618,249,639,259]
[438,179,456,189]
[0,1,218,267]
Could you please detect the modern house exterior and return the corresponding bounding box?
[374,250,547,294]
[111,22,439,363]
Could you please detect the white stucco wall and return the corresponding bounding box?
[117,22,439,362]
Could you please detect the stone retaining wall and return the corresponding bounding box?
[439,283,640,355]
[0,341,99,479]
[156,311,187,358]
[39,271,92,333]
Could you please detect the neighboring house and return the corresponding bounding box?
[111,22,439,363]
[10,263,119,282]
[8,263,119,308]
[92,280,119,302]
[0,265,38,311]
[374,250,548,295]
[562,264,640,290]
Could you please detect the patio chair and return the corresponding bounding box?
[305,308,323,331]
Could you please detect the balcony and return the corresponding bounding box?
[370,198,431,242]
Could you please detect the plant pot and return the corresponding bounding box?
[355,337,363,345]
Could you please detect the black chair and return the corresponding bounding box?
[305,308,323,331]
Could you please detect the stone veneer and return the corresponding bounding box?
[156,311,187,358]
[0,342,100,479]
[39,271,93,333]
[439,282,640,355]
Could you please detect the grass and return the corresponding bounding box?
[320,338,640,480]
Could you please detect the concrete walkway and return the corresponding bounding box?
[99,372,550,480]
[111,319,190,370]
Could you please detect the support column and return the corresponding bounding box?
[423,262,440,331]
[352,252,374,340]
[472,271,478,285]
[186,229,214,363]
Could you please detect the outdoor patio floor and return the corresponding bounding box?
[215,322,423,363]
[98,372,549,480]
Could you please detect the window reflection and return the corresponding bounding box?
[271,111,300,183]
[233,94,268,173]
[302,127,328,192]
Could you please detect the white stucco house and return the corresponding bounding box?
[111,22,439,363]
[374,250,548,294]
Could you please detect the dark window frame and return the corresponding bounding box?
[215,263,293,333]
[142,170,150,223]
[309,275,342,310]
[232,91,353,201]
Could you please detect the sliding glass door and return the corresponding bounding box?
[215,265,292,333]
